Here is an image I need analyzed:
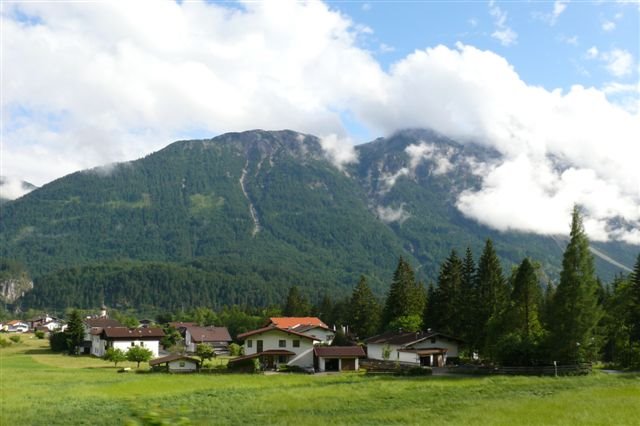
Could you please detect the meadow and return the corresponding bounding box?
[1,336,639,425]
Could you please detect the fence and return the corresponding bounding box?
[452,363,592,376]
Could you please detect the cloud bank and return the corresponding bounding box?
[2,1,639,243]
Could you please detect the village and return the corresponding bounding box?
[1,306,462,375]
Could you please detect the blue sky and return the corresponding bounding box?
[1,0,639,243]
[332,1,638,90]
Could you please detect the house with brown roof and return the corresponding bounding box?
[91,327,165,358]
[365,330,463,367]
[149,354,200,373]
[314,346,366,372]
[83,317,123,356]
[231,325,321,370]
[184,326,232,354]
[3,320,29,333]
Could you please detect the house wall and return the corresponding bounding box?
[91,335,107,357]
[300,328,334,344]
[168,360,198,372]
[243,330,316,368]
[317,357,359,372]
[412,337,460,358]
[110,339,160,357]
[367,343,420,365]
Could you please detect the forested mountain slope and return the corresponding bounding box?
[1,129,635,311]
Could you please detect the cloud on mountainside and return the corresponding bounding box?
[2,1,639,243]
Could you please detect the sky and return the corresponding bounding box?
[1,0,639,243]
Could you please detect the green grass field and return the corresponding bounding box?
[1,336,639,425]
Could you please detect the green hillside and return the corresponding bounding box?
[1,129,636,311]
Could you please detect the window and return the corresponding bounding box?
[140,342,144,347]
[430,338,436,344]
[279,340,286,348]
[179,361,185,367]
[247,340,253,348]
[278,355,288,363]
[131,342,135,347]
[292,340,300,348]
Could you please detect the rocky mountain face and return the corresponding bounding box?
[0,129,636,310]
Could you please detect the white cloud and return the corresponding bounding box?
[376,204,411,224]
[488,1,518,46]
[318,134,358,170]
[602,49,634,77]
[379,43,395,53]
[355,43,640,243]
[586,46,599,59]
[2,0,384,185]
[559,34,579,46]
[0,177,34,200]
[602,20,616,31]
[551,0,569,25]
[405,142,455,175]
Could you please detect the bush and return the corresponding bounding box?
[35,330,46,339]
[0,337,11,348]
[404,366,432,376]
[227,357,260,373]
[49,331,68,352]
[228,343,243,356]
[9,335,21,344]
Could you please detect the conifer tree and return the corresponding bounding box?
[383,257,424,329]
[282,286,311,317]
[432,250,463,336]
[629,254,640,342]
[459,247,476,341]
[349,276,381,339]
[423,283,437,330]
[510,258,543,338]
[474,239,508,353]
[549,206,602,363]
[65,309,85,355]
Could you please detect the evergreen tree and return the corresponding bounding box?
[474,239,508,354]
[549,206,602,363]
[383,257,425,329]
[282,286,311,317]
[422,283,437,330]
[630,254,640,342]
[349,276,381,339]
[65,309,85,355]
[509,258,543,338]
[314,294,335,325]
[432,250,463,336]
[459,247,476,342]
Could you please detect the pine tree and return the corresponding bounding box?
[474,239,508,353]
[629,254,640,342]
[423,283,437,330]
[282,286,311,317]
[549,206,602,363]
[510,258,543,338]
[65,309,85,355]
[432,250,463,336]
[349,276,381,339]
[383,257,424,329]
[459,247,476,341]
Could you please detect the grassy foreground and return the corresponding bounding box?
[1,337,639,425]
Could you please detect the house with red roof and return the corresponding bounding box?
[267,317,335,344]
[231,325,321,370]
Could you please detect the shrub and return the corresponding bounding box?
[35,330,46,339]
[404,366,432,376]
[49,331,68,352]
[9,335,21,344]
[0,337,11,348]
[228,343,243,356]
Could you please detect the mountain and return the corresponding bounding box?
[1,129,636,311]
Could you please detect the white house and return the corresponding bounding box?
[314,346,366,372]
[4,320,29,333]
[149,354,200,373]
[83,318,123,355]
[231,326,320,370]
[93,327,165,358]
[365,330,463,367]
[184,326,232,354]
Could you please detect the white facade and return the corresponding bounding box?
[297,327,335,344]
[6,322,29,332]
[110,339,161,358]
[317,357,360,372]
[168,359,199,373]
[244,330,318,368]
[368,336,460,365]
